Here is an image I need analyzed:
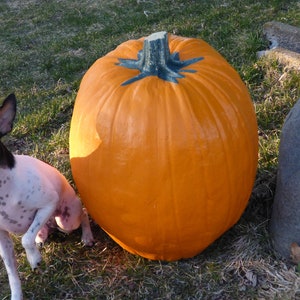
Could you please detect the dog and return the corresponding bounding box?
[0,94,94,300]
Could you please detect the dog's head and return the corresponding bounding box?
[0,94,16,168]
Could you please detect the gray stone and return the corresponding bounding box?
[257,22,300,70]
[263,21,300,53]
[270,99,300,259]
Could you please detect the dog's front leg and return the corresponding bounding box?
[80,208,94,246]
[22,202,57,270]
[0,230,23,300]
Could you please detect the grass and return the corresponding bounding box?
[0,0,300,299]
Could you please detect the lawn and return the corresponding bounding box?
[0,0,300,299]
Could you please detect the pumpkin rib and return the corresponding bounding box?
[165,121,181,257]
[168,76,231,245]
[179,76,234,232]
[203,91,235,232]
[197,67,258,219]
[128,82,165,251]
[203,66,258,211]
[164,85,190,256]
[181,67,256,232]
[171,80,213,236]
[103,88,127,215]
[199,65,255,125]
[190,70,250,219]
[161,87,178,251]
[174,81,221,243]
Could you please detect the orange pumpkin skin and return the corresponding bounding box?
[69,32,258,261]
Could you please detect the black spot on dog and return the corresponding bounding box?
[62,207,71,221]
[0,211,8,219]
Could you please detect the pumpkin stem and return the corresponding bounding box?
[117,31,204,86]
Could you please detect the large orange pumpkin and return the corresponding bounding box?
[69,32,258,261]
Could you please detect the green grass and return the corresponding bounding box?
[0,0,300,299]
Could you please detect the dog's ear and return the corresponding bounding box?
[0,94,17,137]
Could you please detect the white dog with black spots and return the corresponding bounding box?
[0,94,94,300]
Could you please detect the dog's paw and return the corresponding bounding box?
[82,234,95,247]
[26,248,42,270]
[22,236,42,270]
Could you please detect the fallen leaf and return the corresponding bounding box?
[290,242,300,264]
